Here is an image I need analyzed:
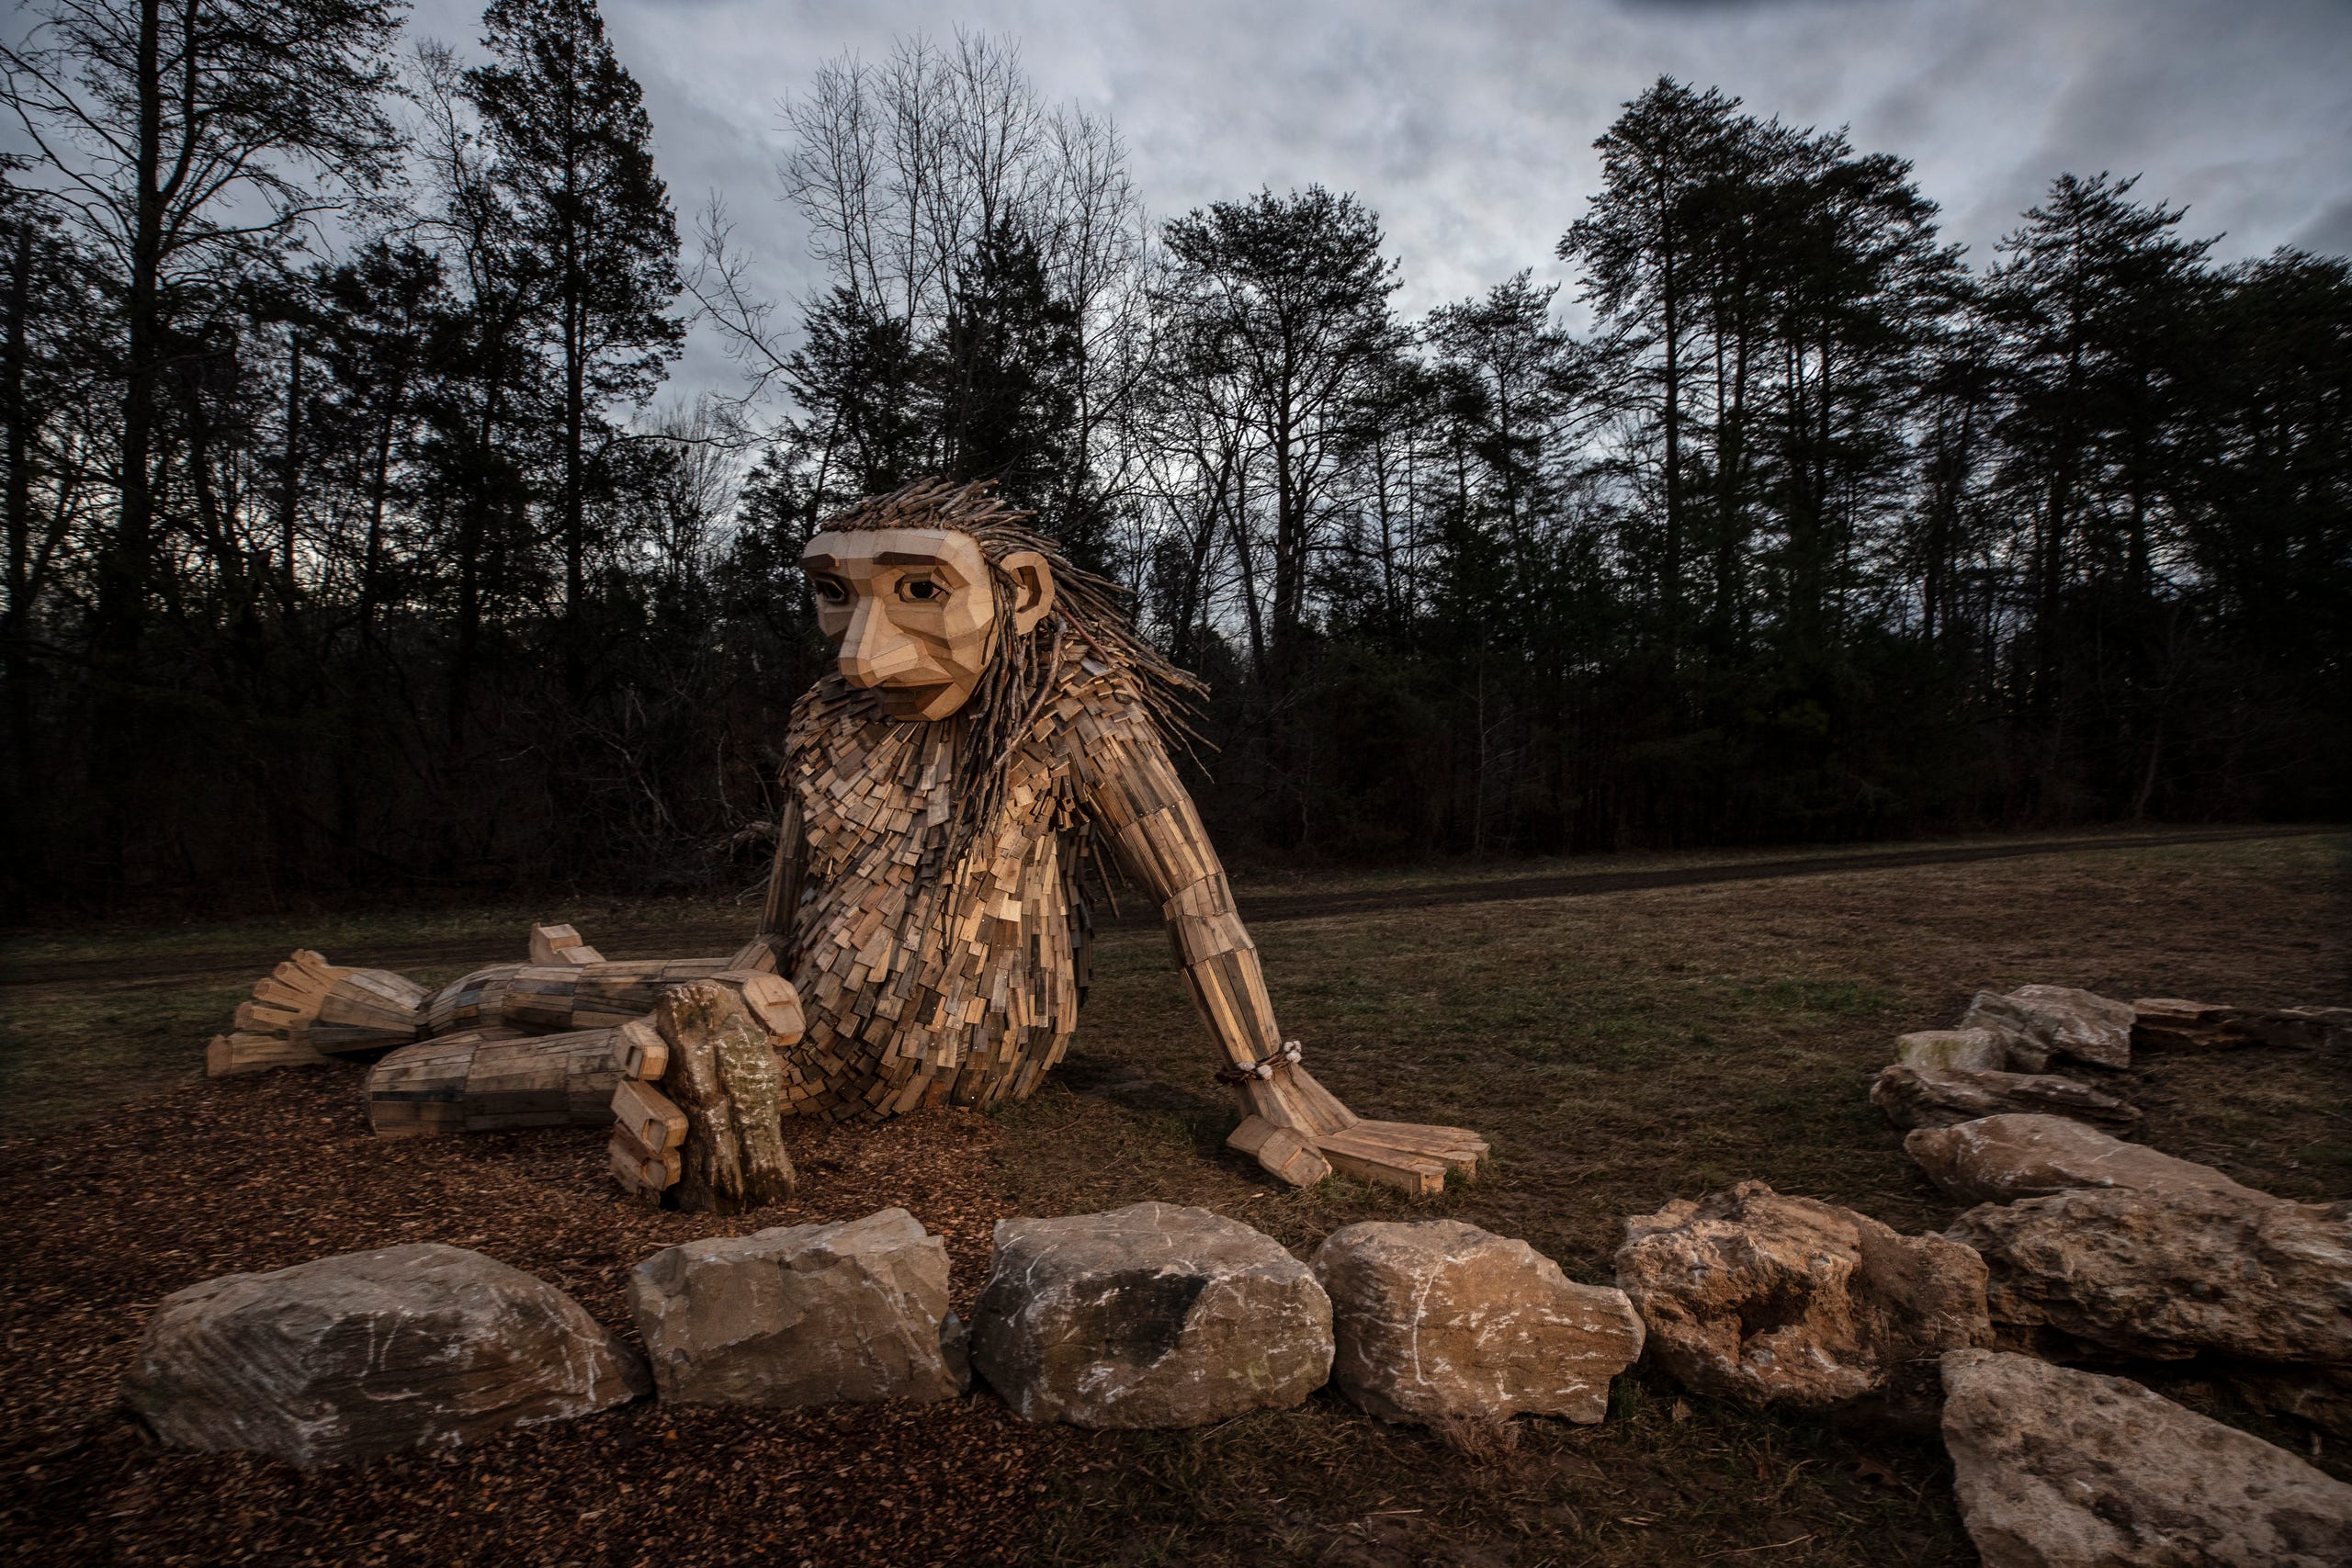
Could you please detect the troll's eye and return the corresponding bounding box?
[899,578,944,604]
[810,575,847,604]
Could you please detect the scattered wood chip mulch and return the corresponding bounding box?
[1,1066,1075,1566]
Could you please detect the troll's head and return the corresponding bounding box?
[799,478,1196,723]
[800,480,1058,723]
[800,479,1201,870]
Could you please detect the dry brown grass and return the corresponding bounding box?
[997,831,2350,1564]
[2,831,2343,1566]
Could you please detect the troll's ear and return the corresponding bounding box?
[999,550,1057,635]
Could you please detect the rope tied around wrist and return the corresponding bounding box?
[1216,1040,1304,1085]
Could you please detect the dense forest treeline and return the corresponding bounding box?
[2,5,2346,916]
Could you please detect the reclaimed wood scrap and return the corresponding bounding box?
[467,1032,600,1131]
[724,936,781,974]
[322,968,428,1021]
[415,959,731,1036]
[1346,1119,1488,1176]
[1226,1115,1331,1187]
[240,951,347,1023]
[306,969,429,1055]
[362,1028,615,1137]
[759,798,806,945]
[206,1030,333,1077]
[527,923,604,966]
[213,965,413,1073]
[285,949,352,987]
[1316,1127,1449,1197]
[1273,1062,1362,1139]
[609,1124,681,1198]
[715,968,805,1042]
[232,998,302,1034]
[654,981,796,1213]
[612,1077,687,1151]
[611,1018,668,1080]
[778,668,1087,1120]
[424,965,521,1034]
[365,1030,523,1137]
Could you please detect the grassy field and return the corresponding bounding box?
[995,830,2351,1564]
[3,829,2346,1565]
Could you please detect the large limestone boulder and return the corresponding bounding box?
[1613,1181,1990,1412]
[628,1208,963,1406]
[1947,1185,2352,1364]
[1871,1064,2141,1134]
[1961,985,2132,1072]
[969,1201,1332,1428]
[1308,1220,1643,1425]
[1939,1348,2352,1568]
[122,1244,648,1466]
[1894,1028,2008,1072]
[1905,1113,2269,1206]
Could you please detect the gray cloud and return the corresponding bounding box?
[2298,194,2352,257]
[74,0,2352,400]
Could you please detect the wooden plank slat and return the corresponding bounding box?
[1346,1119,1487,1175]
[612,1077,687,1151]
[612,1019,668,1080]
[609,1124,681,1192]
[1316,1129,1448,1196]
[1225,1115,1330,1186]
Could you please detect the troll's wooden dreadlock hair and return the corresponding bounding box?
[815,479,1206,885]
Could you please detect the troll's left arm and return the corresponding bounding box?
[1065,689,1486,1193]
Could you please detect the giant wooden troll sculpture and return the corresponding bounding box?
[213,481,1487,1206]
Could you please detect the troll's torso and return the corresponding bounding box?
[778,655,1140,1118]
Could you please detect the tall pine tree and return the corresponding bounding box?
[467,0,683,698]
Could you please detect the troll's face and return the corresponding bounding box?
[801,527,1055,721]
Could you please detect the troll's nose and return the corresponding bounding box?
[839,601,926,687]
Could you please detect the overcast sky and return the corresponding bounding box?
[41,0,2352,403]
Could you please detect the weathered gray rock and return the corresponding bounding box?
[1962,985,2132,1072]
[1613,1181,1989,1412]
[1939,1348,2352,1568]
[122,1244,648,1465]
[1894,1028,2009,1072]
[2134,998,2352,1053]
[1309,1220,1643,1425]
[970,1201,1332,1428]
[628,1208,962,1406]
[1871,1064,2142,1134]
[1948,1185,2352,1364]
[1905,1113,2269,1206]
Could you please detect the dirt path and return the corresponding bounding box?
[1211,823,2344,926]
[3,824,2336,991]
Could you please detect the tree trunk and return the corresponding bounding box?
[449,324,503,747]
[655,980,797,1213]
[3,219,35,914]
[1657,168,1683,647]
[277,331,304,592]
[563,288,586,701]
[101,0,167,667]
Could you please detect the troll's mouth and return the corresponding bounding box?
[870,680,955,713]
